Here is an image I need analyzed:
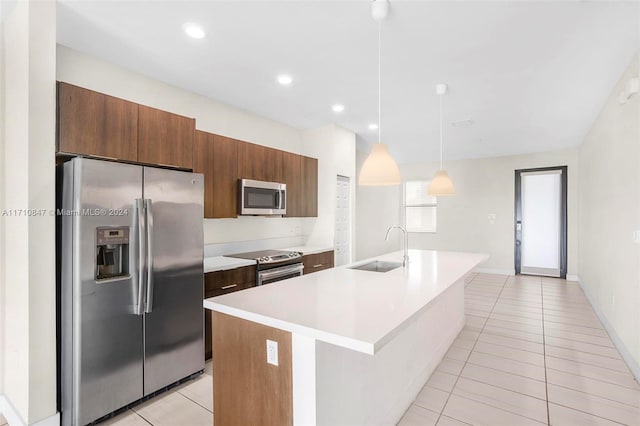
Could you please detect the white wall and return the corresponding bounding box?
[1,1,57,424]
[356,148,579,275]
[354,149,402,261]
[302,125,356,259]
[578,52,640,375]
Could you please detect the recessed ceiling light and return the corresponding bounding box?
[332,104,345,113]
[183,22,205,39]
[277,75,293,86]
[368,123,378,130]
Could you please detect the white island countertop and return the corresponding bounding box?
[204,249,488,354]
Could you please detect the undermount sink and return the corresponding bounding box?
[350,260,403,273]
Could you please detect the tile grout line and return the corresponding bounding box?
[541,278,551,426]
[176,390,213,414]
[128,409,154,426]
[434,275,510,425]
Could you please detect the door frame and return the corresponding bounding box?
[514,165,568,278]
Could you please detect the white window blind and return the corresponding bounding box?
[404,181,437,233]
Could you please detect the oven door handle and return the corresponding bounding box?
[258,264,304,282]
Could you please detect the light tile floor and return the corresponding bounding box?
[100,368,213,426]
[96,272,640,426]
[399,273,640,426]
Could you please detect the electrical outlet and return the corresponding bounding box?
[266,339,278,366]
[488,213,497,225]
[633,230,640,243]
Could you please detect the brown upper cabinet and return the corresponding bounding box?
[282,152,302,217]
[138,105,195,169]
[57,82,138,161]
[193,131,216,217]
[57,82,195,170]
[237,141,284,183]
[301,156,318,217]
[193,131,239,219]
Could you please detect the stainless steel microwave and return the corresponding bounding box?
[238,179,286,215]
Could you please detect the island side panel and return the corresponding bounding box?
[212,311,293,426]
[314,279,465,425]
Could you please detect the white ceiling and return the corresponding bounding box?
[57,1,639,164]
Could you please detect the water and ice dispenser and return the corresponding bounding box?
[96,226,130,280]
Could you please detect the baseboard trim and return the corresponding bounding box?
[566,274,579,282]
[576,275,640,382]
[0,395,60,426]
[473,267,515,276]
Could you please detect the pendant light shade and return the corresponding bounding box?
[428,83,456,196]
[358,0,401,186]
[428,170,456,195]
[359,143,401,185]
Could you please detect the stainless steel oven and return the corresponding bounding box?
[238,179,286,215]
[227,249,303,286]
[257,263,304,285]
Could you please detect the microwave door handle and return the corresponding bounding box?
[144,199,154,313]
[134,199,146,315]
[280,190,285,210]
[274,191,281,211]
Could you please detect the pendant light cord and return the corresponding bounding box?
[439,92,443,169]
[378,19,381,145]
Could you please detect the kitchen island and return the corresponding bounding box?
[203,249,488,425]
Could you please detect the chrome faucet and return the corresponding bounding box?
[385,225,409,267]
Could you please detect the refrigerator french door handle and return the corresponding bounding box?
[135,199,146,316]
[144,199,154,313]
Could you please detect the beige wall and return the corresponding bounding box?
[399,149,580,275]
[57,46,355,248]
[0,14,5,404]
[579,52,640,374]
[1,0,57,424]
[354,149,402,261]
[302,125,356,260]
[355,148,579,274]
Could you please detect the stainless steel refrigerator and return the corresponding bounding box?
[60,158,204,426]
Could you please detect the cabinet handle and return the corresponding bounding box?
[157,163,178,169]
[91,154,118,161]
[313,264,323,268]
[221,284,238,290]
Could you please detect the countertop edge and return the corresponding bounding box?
[204,300,375,355]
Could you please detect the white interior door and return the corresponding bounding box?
[520,170,562,277]
[335,176,350,266]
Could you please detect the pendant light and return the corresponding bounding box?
[428,84,456,195]
[358,0,401,186]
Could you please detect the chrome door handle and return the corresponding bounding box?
[135,199,146,315]
[144,199,154,313]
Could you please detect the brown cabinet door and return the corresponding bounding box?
[238,141,284,183]
[282,152,302,217]
[302,250,334,274]
[212,135,239,218]
[138,105,195,169]
[57,82,138,161]
[301,156,318,217]
[204,265,256,359]
[193,131,215,217]
[193,132,239,218]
